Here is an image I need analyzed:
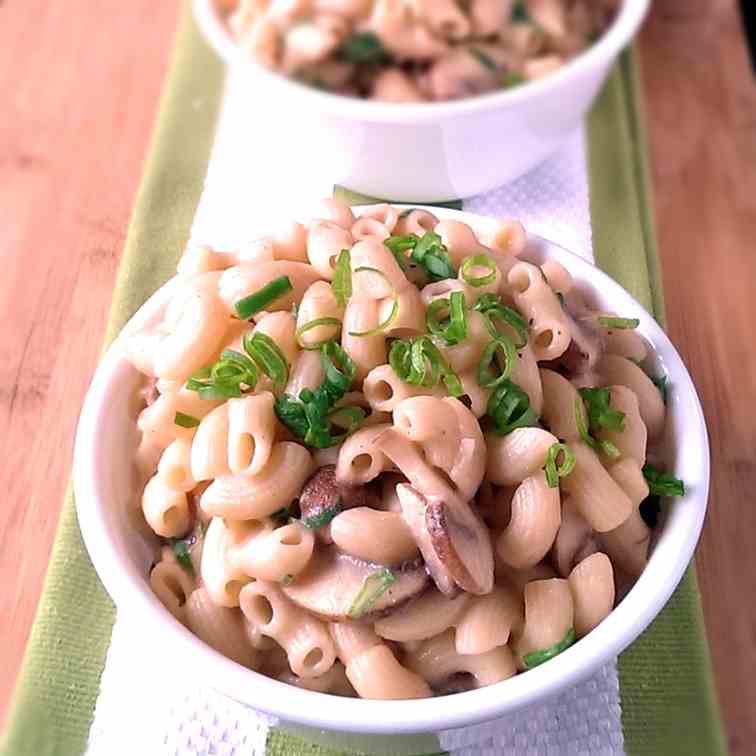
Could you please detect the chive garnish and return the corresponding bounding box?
[348,267,399,336]
[468,46,498,72]
[460,254,498,287]
[579,387,625,433]
[384,234,419,271]
[426,291,468,346]
[486,379,539,435]
[301,502,343,530]
[389,337,463,397]
[511,0,529,22]
[477,334,517,389]
[235,275,293,320]
[295,317,342,349]
[474,294,528,348]
[574,397,621,458]
[597,316,640,330]
[651,374,668,404]
[186,349,258,399]
[348,568,396,619]
[411,231,455,281]
[170,539,195,576]
[174,412,200,428]
[331,249,352,308]
[243,331,289,392]
[544,443,576,488]
[523,628,576,669]
[642,464,685,498]
[337,32,392,65]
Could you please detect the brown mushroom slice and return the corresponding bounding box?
[373,589,471,642]
[396,483,458,596]
[426,498,495,595]
[396,484,494,596]
[298,465,379,535]
[282,546,428,621]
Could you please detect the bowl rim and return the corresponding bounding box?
[192,0,651,124]
[74,205,708,735]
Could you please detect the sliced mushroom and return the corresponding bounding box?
[397,484,458,596]
[282,546,428,621]
[396,484,494,596]
[299,465,379,540]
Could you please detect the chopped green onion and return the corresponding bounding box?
[486,379,539,435]
[169,539,195,576]
[652,374,668,404]
[389,337,463,398]
[574,397,621,458]
[328,405,367,436]
[295,317,342,349]
[186,348,259,400]
[579,387,625,433]
[275,394,310,438]
[384,234,419,272]
[302,502,343,530]
[544,443,576,488]
[468,46,498,71]
[477,334,517,389]
[320,341,356,403]
[502,71,525,89]
[243,331,289,392]
[523,628,576,669]
[174,412,200,429]
[348,568,396,619]
[235,275,293,320]
[348,267,399,336]
[426,291,468,346]
[474,294,528,348]
[337,31,391,65]
[331,249,352,308]
[411,231,455,281]
[511,0,529,22]
[597,316,640,330]
[280,574,294,585]
[642,464,685,497]
[460,254,498,287]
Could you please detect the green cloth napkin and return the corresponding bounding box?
[1,6,727,756]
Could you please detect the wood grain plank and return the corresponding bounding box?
[639,1,755,753]
[0,0,181,726]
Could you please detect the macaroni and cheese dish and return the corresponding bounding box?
[128,200,683,699]
[218,0,620,101]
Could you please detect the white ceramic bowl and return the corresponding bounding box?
[74,207,707,754]
[193,0,650,202]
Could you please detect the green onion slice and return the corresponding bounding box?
[523,628,576,669]
[295,317,342,349]
[337,31,391,65]
[174,412,200,429]
[169,539,195,576]
[460,254,498,287]
[544,443,576,488]
[331,249,352,308]
[486,379,539,435]
[320,341,356,403]
[302,502,343,530]
[235,275,293,320]
[652,374,668,404]
[597,316,640,330]
[426,290,468,346]
[468,46,498,71]
[274,394,309,439]
[389,337,463,398]
[411,231,455,281]
[348,568,396,619]
[477,334,517,389]
[574,397,621,458]
[384,234,419,253]
[243,331,289,392]
[642,464,685,497]
[348,267,399,337]
[579,387,625,433]
[474,294,528,348]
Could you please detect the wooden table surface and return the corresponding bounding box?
[1,0,753,752]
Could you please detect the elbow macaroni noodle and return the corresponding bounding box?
[130,201,676,698]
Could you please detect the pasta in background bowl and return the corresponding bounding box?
[193,0,650,200]
[74,204,707,752]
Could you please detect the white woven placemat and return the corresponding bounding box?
[86,67,624,756]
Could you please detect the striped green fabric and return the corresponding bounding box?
[0,5,727,755]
